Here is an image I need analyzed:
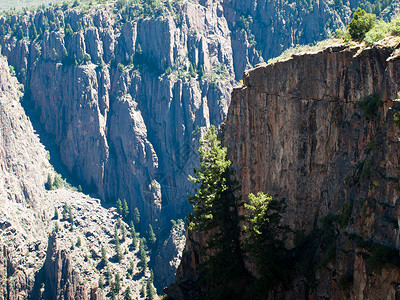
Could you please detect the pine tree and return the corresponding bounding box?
[62,203,69,219]
[45,174,53,190]
[114,224,120,245]
[121,223,126,241]
[98,275,104,289]
[53,221,60,233]
[139,239,147,270]
[68,208,74,231]
[147,279,156,299]
[147,224,156,246]
[244,192,291,290]
[54,207,59,219]
[101,245,108,267]
[140,281,146,298]
[116,243,123,262]
[124,287,132,300]
[122,199,129,219]
[133,207,140,224]
[347,8,375,41]
[130,221,137,248]
[188,125,246,298]
[114,272,121,293]
[116,198,123,216]
[129,259,135,274]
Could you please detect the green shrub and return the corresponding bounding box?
[338,202,353,227]
[45,174,53,190]
[347,8,375,41]
[101,245,108,267]
[368,244,400,273]
[117,63,124,72]
[53,175,63,189]
[334,28,351,42]
[390,14,400,35]
[98,275,104,289]
[393,112,400,127]
[364,19,389,44]
[359,94,382,119]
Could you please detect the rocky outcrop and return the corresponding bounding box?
[39,234,90,300]
[154,220,186,289]
[0,0,373,228]
[0,56,151,299]
[170,38,400,299]
[0,0,395,290]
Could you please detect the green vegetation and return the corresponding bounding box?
[334,8,400,44]
[359,94,382,119]
[244,192,291,292]
[112,272,121,294]
[121,223,126,241]
[116,198,123,216]
[0,0,63,11]
[338,272,353,292]
[114,224,124,262]
[267,38,338,65]
[123,287,132,300]
[294,214,338,287]
[53,221,60,233]
[347,8,376,41]
[338,202,353,227]
[133,207,140,224]
[45,173,68,190]
[61,202,74,230]
[368,244,400,272]
[130,221,137,248]
[139,238,147,271]
[146,278,156,300]
[147,224,156,245]
[101,245,108,267]
[394,111,400,127]
[75,237,81,248]
[188,125,247,298]
[122,199,129,219]
[98,275,104,289]
[45,174,53,190]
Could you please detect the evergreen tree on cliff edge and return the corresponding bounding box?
[188,125,247,299]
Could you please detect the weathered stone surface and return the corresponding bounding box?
[0,57,151,299]
[171,38,400,299]
[0,0,391,290]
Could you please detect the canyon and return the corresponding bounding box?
[169,37,400,299]
[0,0,399,298]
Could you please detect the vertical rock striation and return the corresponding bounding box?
[0,0,394,289]
[0,56,150,299]
[170,38,400,299]
[0,0,369,228]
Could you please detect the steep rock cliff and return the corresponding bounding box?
[0,0,376,227]
[170,38,400,299]
[0,56,152,299]
[0,0,394,289]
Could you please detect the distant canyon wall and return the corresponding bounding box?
[0,0,363,226]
